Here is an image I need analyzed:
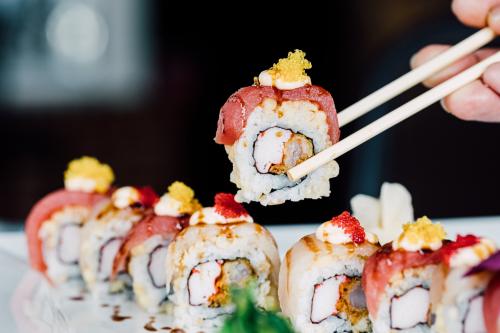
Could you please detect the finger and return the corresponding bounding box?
[442,79,500,122]
[410,44,478,87]
[488,6,500,34]
[483,62,500,93]
[452,0,500,30]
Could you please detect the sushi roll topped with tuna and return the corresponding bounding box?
[215,50,340,205]
[279,211,379,333]
[112,181,201,313]
[26,156,114,283]
[363,217,446,333]
[165,193,280,331]
[431,235,497,333]
[80,185,159,298]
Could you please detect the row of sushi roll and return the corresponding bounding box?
[25,49,500,333]
[25,156,500,333]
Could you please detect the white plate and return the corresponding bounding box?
[3,217,500,333]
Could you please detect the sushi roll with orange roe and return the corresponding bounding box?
[80,185,159,298]
[215,50,340,205]
[111,182,201,313]
[25,157,113,284]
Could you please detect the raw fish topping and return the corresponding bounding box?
[214,193,249,219]
[64,156,114,193]
[439,235,480,265]
[392,216,446,251]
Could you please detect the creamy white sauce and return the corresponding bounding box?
[253,127,292,173]
[394,237,443,252]
[316,223,352,245]
[64,176,97,193]
[258,70,311,90]
[189,207,253,225]
[188,261,222,306]
[154,193,182,217]
[112,186,139,209]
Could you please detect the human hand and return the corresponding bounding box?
[410,0,500,122]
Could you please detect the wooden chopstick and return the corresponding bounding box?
[337,28,496,127]
[287,50,500,181]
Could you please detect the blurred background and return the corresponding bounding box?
[1,0,499,226]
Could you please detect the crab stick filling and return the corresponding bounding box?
[57,223,81,264]
[463,294,486,333]
[311,275,368,324]
[147,244,168,288]
[253,127,313,175]
[98,237,123,281]
[188,259,255,307]
[390,286,430,330]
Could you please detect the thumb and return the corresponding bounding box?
[488,6,500,34]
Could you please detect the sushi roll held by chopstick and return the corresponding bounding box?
[165,193,280,332]
[363,217,446,333]
[80,185,158,298]
[25,157,114,284]
[112,182,201,313]
[279,211,380,333]
[431,235,497,333]
[215,50,340,205]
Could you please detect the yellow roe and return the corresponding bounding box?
[268,49,312,82]
[168,181,202,215]
[64,156,114,193]
[396,216,446,250]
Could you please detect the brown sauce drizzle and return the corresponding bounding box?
[160,327,172,331]
[68,295,84,301]
[111,305,131,322]
[101,303,109,307]
[170,329,186,333]
[144,316,157,331]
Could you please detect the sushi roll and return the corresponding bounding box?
[279,211,380,333]
[362,217,446,333]
[165,193,280,332]
[80,185,158,298]
[465,250,500,333]
[215,50,340,205]
[431,235,497,333]
[25,156,113,284]
[111,182,201,313]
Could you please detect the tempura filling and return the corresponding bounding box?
[188,258,255,307]
[310,275,368,324]
[253,127,313,175]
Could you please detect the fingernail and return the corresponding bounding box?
[488,6,500,33]
[440,99,450,113]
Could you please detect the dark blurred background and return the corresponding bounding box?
[1,0,499,225]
